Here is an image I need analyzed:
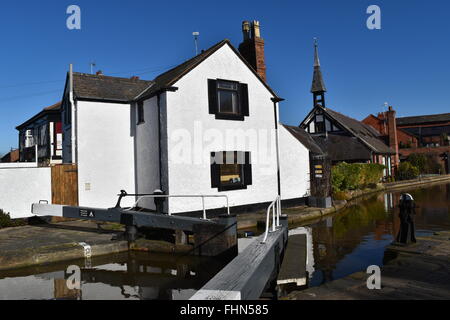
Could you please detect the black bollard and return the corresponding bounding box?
[153,189,165,214]
[395,193,417,245]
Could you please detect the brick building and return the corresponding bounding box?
[363,110,450,174]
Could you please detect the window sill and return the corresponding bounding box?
[137,121,145,125]
[217,184,248,192]
[215,113,245,121]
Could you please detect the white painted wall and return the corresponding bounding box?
[279,125,311,200]
[164,43,280,213]
[0,167,51,218]
[135,97,161,210]
[76,101,136,208]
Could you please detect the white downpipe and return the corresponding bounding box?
[35,145,38,165]
[69,64,77,164]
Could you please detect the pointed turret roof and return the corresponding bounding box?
[310,39,327,93]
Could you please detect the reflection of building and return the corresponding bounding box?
[53,279,81,300]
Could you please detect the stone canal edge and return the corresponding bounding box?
[284,231,450,299]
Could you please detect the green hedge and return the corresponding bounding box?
[0,209,25,228]
[407,153,442,175]
[332,162,385,192]
[396,162,419,181]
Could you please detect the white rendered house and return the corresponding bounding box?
[60,22,316,215]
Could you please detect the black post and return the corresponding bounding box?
[395,193,417,245]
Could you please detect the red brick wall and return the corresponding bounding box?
[399,146,450,173]
[397,129,418,148]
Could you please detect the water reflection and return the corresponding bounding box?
[1,183,449,300]
[0,251,228,300]
[306,183,450,288]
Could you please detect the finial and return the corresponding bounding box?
[313,37,320,67]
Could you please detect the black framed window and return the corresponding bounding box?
[211,151,252,191]
[208,79,249,120]
[137,101,145,124]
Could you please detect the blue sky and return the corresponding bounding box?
[0,0,449,154]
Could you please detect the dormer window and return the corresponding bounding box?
[208,79,249,120]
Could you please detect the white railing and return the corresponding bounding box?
[262,195,282,243]
[131,194,230,220]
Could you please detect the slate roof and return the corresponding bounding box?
[283,125,324,155]
[401,125,450,137]
[300,106,395,157]
[16,102,62,130]
[311,134,373,162]
[72,73,154,102]
[69,39,280,103]
[323,107,395,155]
[396,113,450,126]
[311,42,326,93]
[136,39,280,101]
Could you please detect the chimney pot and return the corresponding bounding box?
[252,20,261,38]
[238,20,266,82]
[242,21,251,41]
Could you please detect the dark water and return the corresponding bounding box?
[0,183,449,300]
[303,182,450,288]
[0,251,229,300]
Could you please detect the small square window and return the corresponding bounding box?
[217,80,240,115]
[208,79,249,121]
[211,151,252,191]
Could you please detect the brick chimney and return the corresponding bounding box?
[238,20,267,82]
[386,106,400,170]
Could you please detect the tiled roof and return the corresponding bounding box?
[323,107,395,155]
[136,39,280,101]
[72,73,154,102]
[283,125,324,155]
[396,113,450,126]
[311,134,373,162]
[70,39,279,103]
[16,101,62,130]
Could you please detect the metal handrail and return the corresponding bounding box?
[132,194,230,220]
[262,195,282,243]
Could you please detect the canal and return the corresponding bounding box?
[295,182,450,290]
[0,182,449,300]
